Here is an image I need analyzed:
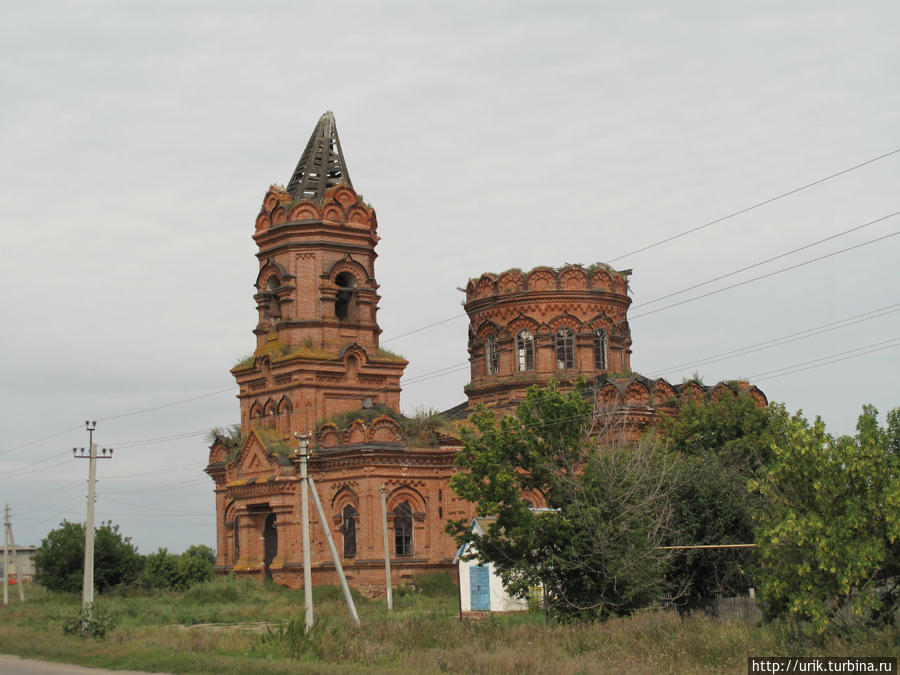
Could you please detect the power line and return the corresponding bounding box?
[101,497,209,517]
[98,386,236,422]
[105,461,210,479]
[8,148,899,464]
[0,451,72,480]
[607,146,900,263]
[630,229,900,321]
[0,424,83,457]
[632,211,900,310]
[646,303,900,377]
[381,314,466,344]
[110,428,212,449]
[750,337,900,383]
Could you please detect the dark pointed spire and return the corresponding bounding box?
[285,111,353,203]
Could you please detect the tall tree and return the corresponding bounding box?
[449,380,678,619]
[34,520,142,593]
[753,405,900,632]
[658,392,788,603]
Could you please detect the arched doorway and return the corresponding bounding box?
[263,513,278,580]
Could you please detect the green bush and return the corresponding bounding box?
[140,545,214,591]
[140,547,180,589]
[35,521,142,593]
[62,603,115,640]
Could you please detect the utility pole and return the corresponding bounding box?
[308,475,359,626]
[292,433,360,628]
[294,433,314,631]
[3,504,8,606]
[6,508,24,603]
[73,421,113,608]
[380,485,393,611]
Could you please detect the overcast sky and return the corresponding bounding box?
[1,1,898,554]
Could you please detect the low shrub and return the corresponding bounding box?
[61,603,115,640]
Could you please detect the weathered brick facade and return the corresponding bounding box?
[205,112,765,593]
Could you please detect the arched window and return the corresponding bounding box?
[265,276,281,318]
[555,327,574,369]
[341,504,358,558]
[334,272,356,321]
[233,515,240,560]
[393,501,413,556]
[594,329,608,370]
[263,513,277,580]
[485,334,499,375]
[515,330,535,371]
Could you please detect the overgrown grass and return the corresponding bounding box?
[0,575,895,674]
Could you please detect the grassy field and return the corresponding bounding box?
[0,575,895,674]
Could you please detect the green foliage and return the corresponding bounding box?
[233,353,255,368]
[33,520,84,593]
[322,403,403,430]
[34,520,141,594]
[753,405,900,633]
[205,424,242,450]
[374,346,405,361]
[141,546,215,591]
[1,579,895,671]
[93,523,143,591]
[450,380,678,619]
[253,428,294,456]
[140,548,180,590]
[659,396,788,602]
[413,571,457,598]
[401,407,456,444]
[184,544,216,566]
[61,603,115,640]
[260,616,329,659]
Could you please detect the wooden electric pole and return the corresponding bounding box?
[73,421,113,608]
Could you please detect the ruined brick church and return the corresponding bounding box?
[205,112,765,593]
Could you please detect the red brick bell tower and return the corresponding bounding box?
[232,112,407,435]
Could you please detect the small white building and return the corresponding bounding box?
[454,517,530,617]
[0,545,37,583]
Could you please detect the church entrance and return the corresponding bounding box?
[263,513,278,580]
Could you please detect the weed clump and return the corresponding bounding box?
[62,603,115,640]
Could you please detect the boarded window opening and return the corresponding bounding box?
[516,330,535,371]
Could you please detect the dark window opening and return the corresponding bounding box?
[265,276,281,318]
[341,504,357,558]
[393,501,413,556]
[335,272,356,321]
[556,327,575,369]
[233,516,240,560]
[263,513,277,580]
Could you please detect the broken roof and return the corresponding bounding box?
[285,111,353,203]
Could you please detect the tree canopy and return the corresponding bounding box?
[752,405,900,633]
[34,520,142,593]
[658,393,788,603]
[449,380,678,619]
